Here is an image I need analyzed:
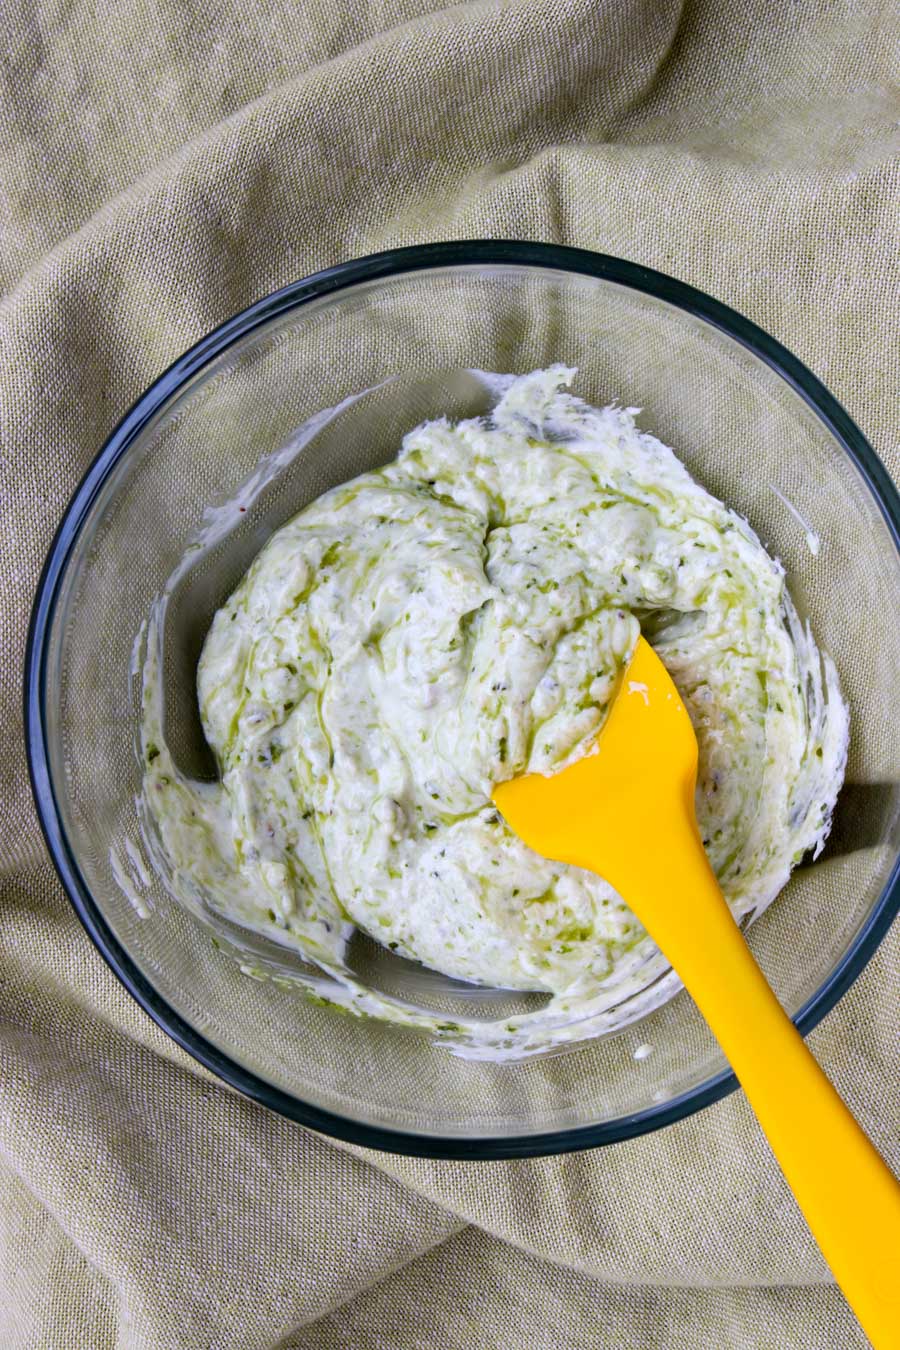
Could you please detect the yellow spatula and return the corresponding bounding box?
[492,636,900,1349]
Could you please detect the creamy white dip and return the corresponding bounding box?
[139,368,848,1057]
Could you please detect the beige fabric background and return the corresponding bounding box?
[1,1,898,1346]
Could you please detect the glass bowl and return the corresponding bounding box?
[26,242,900,1158]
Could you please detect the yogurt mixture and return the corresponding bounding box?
[140,368,848,1057]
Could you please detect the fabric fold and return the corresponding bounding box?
[0,0,897,1344]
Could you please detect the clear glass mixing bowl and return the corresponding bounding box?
[26,243,900,1157]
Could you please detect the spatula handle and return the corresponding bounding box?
[655,843,900,1350]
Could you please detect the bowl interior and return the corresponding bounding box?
[38,259,900,1147]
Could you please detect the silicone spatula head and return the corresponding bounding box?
[492,635,700,898]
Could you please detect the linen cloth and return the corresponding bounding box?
[1,1,898,1345]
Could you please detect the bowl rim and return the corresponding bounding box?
[25,240,900,1159]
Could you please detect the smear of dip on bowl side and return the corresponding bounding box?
[138,367,848,1059]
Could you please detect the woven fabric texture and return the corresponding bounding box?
[1,1,897,1346]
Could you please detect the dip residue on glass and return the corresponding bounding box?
[138,368,848,1059]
